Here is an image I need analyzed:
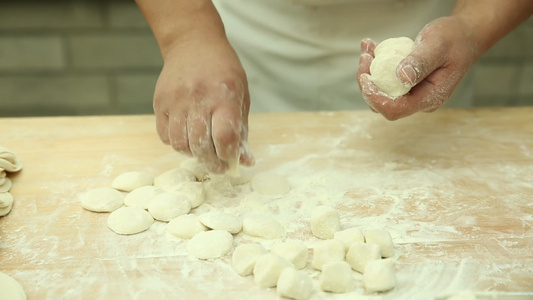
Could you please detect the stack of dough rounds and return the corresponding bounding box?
[0,147,23,217]
[370,37,415,98]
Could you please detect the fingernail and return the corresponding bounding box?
[400,65,416,86]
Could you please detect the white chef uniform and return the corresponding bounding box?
[213,0,473,112]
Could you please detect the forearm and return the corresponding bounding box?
[135,0,226,59]
[451,0,533,59]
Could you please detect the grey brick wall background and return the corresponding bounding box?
[0,1,531,117]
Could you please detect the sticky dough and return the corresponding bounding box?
[79,187,124,212]
[370,37,415,98]
[186,230,234,259]
[107,206,154,235]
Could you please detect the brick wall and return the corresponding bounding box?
[0,1,531,117]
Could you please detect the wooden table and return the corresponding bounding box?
[1,107,532,299]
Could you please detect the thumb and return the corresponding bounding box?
[396,36,447,87]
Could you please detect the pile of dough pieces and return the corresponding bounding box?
[0,147,23,217]
[231,205,396,299]
[80,162,396,298]
[79,160,292,259]
[370,36,415,98]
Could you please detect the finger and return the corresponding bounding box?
[168,112,191,154]
[361,38,377,56]
[211,107,241,163]
[155,110,170,145]
[356,53,373,94]
[187,113,225,173]
[396,30,448,87]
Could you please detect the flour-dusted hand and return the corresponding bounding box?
[357,17,476,120]
[153,39,254,173]
[357,0,533,120]
[136,0,254,173]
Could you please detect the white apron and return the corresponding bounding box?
[213,0,473,112]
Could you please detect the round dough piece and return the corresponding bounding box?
[167,214,207,239]
[363,259,396,293]
[0,192,14,217]
[374,37,415,57]
[123,186,163,210]
[251,171,290,196]
[231,243,267,276]
[271,240,308,270]
[107,206,154,235]
[0,272,26,300]
[242,215,284,239]
[198,211,242,234]
[310,205,340,239]
[174,181,205,208]
[364,228,394,258]
[0,192,13,208]
[186,230,234,259]
[154,168,197,191]
[311,239,346,271]
[147,192,191,222]
[0,178,12,192]
[253,253,293,288]
[112,171,154,192]
[320,261,354,293]
[277,268,313,300]
[370,54,412,97]
[334,227,365,250]
[345,242,381,273]
[79,187,124,212]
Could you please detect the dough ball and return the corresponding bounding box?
[334,228,364,250]
[111,171,154,192]
[363,259,396,293]
[251,171,290,196]
[198,211,242,234]
[0,178,12,192]
[0,272,26,300]
[277,268,313,300]
[154,168,196,191]
[370,54,412,97]
[0,192,13,209]
[186,230,233,260]
[174,181,205,208]
[0,147,23,172]
[180,158,209,181]
[364,228,394,258]
[148,192,191,222]
[310,205,340,239]
[311,239,346,271]
[0,192,14,217]
[271,240,308,270]
[374,37,414,57]
[167,214,207,239]
[79,187,124,213]
[253,253,293,288]
[107,206,154,235]
[123,186,162,210]
[242,214,284,239]
[231,243,267,276]
[345,242,381,273]
[319,261,354,293]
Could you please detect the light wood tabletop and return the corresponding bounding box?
[1,107,532,299]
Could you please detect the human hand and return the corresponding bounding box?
[356,16,478,120]
[153,37,254,173]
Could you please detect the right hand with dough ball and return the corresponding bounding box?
[153,37,255,173]
[356,16,477,120]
